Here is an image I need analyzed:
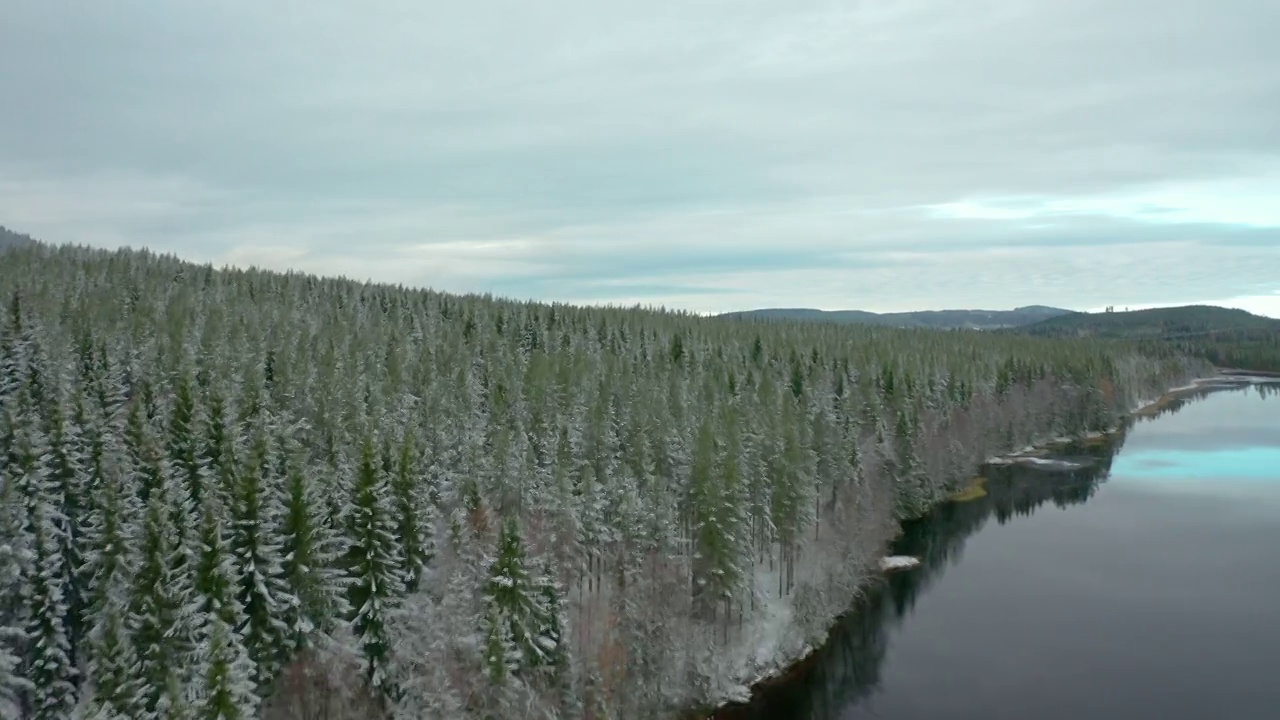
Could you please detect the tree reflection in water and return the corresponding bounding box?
[713,382,1270,720]
[714,428,1134,720]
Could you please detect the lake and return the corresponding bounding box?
[717,379,1280,720]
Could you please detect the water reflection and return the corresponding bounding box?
[715,379,1280,720]
[717,441,1119,720]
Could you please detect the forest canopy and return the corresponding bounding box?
[0,243,1208,719]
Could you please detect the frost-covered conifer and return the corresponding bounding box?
[229,415,293,686]
[346,438,405,694]
[279,442,349,649]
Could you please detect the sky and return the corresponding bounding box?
[2,0,1279,316]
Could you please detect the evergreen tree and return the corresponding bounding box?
[0,497,32,720]
[482,517,560,679]
[192,498,243,631]
[346,438,405,694]
[391,430,432,593]
[191,609,259,720]
[25,501,79,719]
[168,369,209,512]
[84,590,144,720]
[130,491,194,716]
[46,391,90,666]
[78,408,136,632]
[229,417,293,687]
[280,452,349,650]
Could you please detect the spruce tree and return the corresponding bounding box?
[84,590,144,720]
[192,497,244,632]
[482,517,559,678]
[229,417,292,687]
[345,438,405,694]
[0,493,32,720]
[46,391,90,665]
[24,490,80,719]
[79,407,136,631]
[391,430,432,593]
[130,491,193,715]
[191,609,259,720]
[279,451,349,650]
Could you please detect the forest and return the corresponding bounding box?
[1007,305,1280,373]
[0,242,1209,720]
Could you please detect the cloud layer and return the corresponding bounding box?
[2,0,1278,314]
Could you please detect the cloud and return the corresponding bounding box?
[1,0,1278,314]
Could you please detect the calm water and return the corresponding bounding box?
[720,382,1280,720]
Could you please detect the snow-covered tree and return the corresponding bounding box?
[279,446,349,650]
[0,492,32,720]
[130,490,194,715]
[345,438,405,695]
[481,517,561,681]
[190,609,259,720]
[390,430,433,593]
[229,416,293,686]
[83,590,144,720]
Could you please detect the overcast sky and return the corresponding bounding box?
[2,0,1278,315]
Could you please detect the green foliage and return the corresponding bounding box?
[346,439,404,692]
[0,241,1213,717]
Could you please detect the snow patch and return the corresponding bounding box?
[724,684,752,704]
[1018,457,1086,470]
[878,556,920,572]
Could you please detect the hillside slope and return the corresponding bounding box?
[1011,305,1280,372]
[0,241,1206,720]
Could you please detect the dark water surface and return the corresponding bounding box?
[719,382,1280,720]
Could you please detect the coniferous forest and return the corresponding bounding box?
[0,243,1209,719]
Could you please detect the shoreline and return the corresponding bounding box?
[695,371,1241,719]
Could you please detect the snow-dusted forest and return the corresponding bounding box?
[0,243,1208,719]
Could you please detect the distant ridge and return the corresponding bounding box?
[0,225,36,251]
[719,305,1072,330]
[1007,304,1280,339]
[1005,304,1280,372]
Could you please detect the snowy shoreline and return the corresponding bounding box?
[693,372,1233,718]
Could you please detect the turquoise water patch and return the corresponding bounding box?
[1113,447,1280,482]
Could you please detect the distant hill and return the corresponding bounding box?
[0,225,36,251]
[1009,305,1280,372]
[719,305,1071,330]
[1011,305,1280,339]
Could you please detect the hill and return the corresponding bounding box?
[0,225,36,250]
[0,241,1204,720]
[720,305,1071,330]
[1011,305,1280,372]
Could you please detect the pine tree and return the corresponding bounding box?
[279,451,349,650]
[84,590,144,720]
[482,517,558,679]
[46,391,91,665]
[24,491,80,719]
[229,417,293,688]
[168,369,209,512]
[0,359,33,718]
[345,438,405,694]
[130,491,194,715]
[192,498,244,631]
[152,666,194,720]
[391,430,432,593]
[191,610,259,720]
[533,558,570,687]
[4,355,81,718]
[0,496,32,720]
[79,403,136,630]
